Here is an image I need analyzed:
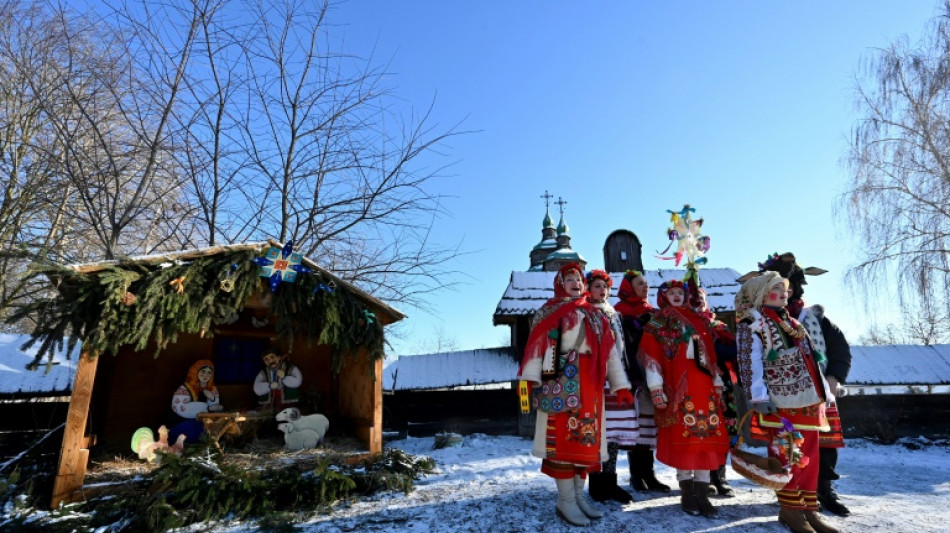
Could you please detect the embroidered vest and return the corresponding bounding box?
[750,311,823,410]
[257,363,300,404]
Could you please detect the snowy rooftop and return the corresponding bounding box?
[0,334,77,396]
[383,347,516,391]
[494,267,742,323]
[848,344,950,386]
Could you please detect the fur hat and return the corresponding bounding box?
[736,252,828,303]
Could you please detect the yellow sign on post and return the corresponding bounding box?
[519,381,531,414]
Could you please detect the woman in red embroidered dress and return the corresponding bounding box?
[637,280,729,518]
[734,272,839,533]
[519,262,633,527]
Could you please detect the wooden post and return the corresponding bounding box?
[371,357,383,454]
[51,351,98,508]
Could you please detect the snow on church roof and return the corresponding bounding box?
[383,347,517,391]
[0,334,76,396]
[493,267,742,324]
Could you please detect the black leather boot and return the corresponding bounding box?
[817,481,851,517]
[692,481,718,518]
[588,472,610,502]
[589,472,633,503]
[678,480,700,515]
[630,446,671,492]
[627,447,650,492]
[711,465,736,497]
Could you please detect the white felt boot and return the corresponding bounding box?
[555,478,590,526]
[574,475,603,519]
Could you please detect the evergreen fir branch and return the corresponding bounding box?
[8,247,387,374]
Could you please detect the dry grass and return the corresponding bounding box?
[83,434,369,487]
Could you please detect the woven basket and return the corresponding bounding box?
[730,411,791,491]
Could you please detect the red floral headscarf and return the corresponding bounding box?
[550,262,585,300]
[615,269,653,317]
[520,263,601,376]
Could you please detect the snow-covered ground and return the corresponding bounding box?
[203,434,950,533]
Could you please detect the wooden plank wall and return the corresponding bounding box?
[837,394,950,440]
[94,332,346,452]
[385,388,520,438]
[337,349,382,454]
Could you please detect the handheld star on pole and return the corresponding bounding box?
[655,204,711,288]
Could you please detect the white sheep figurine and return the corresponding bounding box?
[275,407,329,445]
[276,422,322,450]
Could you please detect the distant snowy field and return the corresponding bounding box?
[202,434,950,533]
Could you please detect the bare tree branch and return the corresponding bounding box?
[838,2,950,334]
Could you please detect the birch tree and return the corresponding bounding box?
[841,1,950,337]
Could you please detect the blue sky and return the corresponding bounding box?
[329,1,942,354]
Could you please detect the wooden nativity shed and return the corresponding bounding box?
[16,241,404,507]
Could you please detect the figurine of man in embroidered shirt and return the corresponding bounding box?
[253,344,303,413]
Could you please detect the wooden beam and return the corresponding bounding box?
[371,358,382,454]
[51,351,98,508]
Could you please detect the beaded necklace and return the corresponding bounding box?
[761,307,806,340]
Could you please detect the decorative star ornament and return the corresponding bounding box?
[219,264,239,293]
[168,276,186,293]
[314,279,336,293]
[253,240,312,292]
[655,204,710,268]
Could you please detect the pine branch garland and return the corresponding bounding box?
[9,247,387,374]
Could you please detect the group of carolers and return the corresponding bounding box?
[518,254,852,533]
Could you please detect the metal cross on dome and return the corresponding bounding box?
[253,240,312,292]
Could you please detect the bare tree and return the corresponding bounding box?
[0,0,102,323]
[227,0,464,306]
[126,0,465,306]
[859,301,950,346]
[24,0,206,260]
[172,0,252,247]
[840,1,950,329]
[0,0,463,328]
